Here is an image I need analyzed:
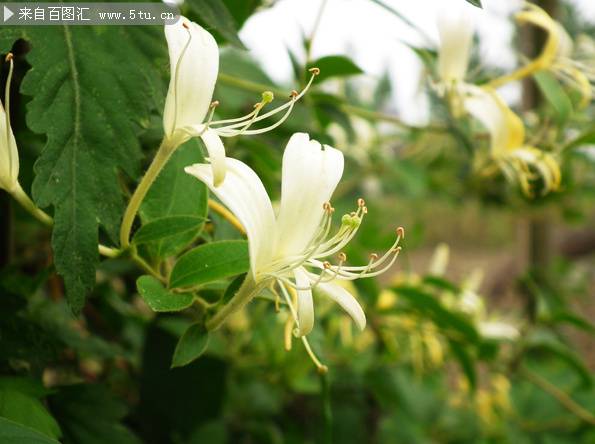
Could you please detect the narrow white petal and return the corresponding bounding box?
[163,17,219,138]
[463,87,508,154]
[199,128,226,187]
[294,267,314,336]
[437,12,474,83]
[318,282,366,331]
[479,321,519,340]
[0,103,19,191]
[185,158,276,276]
[275,133,344,258]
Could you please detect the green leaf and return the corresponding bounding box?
[0,417,60,444]
[549,311,595,334]
[392,285,479,343]
[0,388,61,439]
[186,0,245,48]
[140,139,208,258]
[448,341,477,391]
[133,215,205,246]
[525,330,592,387]
[19,26,164,312]
[422,276,460,294]
[534,71,573,125]
[169,240,249,289]
[307,55,363,83]
[49,384,141,444]
[171,323,210,368]
[136,276,194,312]
[465,0,482,7]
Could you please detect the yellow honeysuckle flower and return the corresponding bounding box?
[490,3,594,107]
[464,86,561,196]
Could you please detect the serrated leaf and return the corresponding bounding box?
[136,275,194,312]
[169,240,249,289]
[140,139,208,258]
[186,0,245,48]
[0,417,60,444]
[18,26,164,312]
[465,0,482,8]
[534,71,573,125]
[0,388,61,439]
[307,55,363,83]
[171,323,210,368]
[133,215,205,245]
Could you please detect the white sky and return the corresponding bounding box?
[239,0,595,124]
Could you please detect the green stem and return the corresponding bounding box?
[320,371,333,444]
[205,273,269,331]
[119,138,174,249]
[521,367,595,425]
[10,182,121,258]
[10,182,53,226]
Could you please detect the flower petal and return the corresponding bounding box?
[185,158,276,276]
[317,282,366,331]
[294,267,314,337]
[199,128,226,187]
[515,4,560,70]
[463,86,525,154]
[437,11,474,83]
[163,17,218,138]
[275,133,344,258]
[0,103,19,191]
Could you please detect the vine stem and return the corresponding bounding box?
[10,183,53,226]
[521,367,595,425]
[10,183,121,258]
[119,138,174,249]
[208,199,245,234]
[205,273,270,331]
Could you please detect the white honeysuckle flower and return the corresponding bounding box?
[186,133,403,338]
[479,321,520,341]
[434,12,475,116]
[463,86,561,196]
[437,12,474,87]
[0,54,18,193]
[163,17,318,186]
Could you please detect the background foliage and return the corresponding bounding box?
[1,0,595,443]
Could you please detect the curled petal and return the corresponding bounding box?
[318,282,366,331]
[199,128,226,187]
[294,267,314,337]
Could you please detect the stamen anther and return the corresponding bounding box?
[182,22,189,29]
[5,53,13,62]
[370,253,379,261]
[290,90,299,99]
[261,90,274,104]
[397,227,405,239]
[309,67,321,76]
[338,252,347,262]
[323,261,332,269]
[362,206,368,214]
[210,100,219,109]
[357,198,366,207]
